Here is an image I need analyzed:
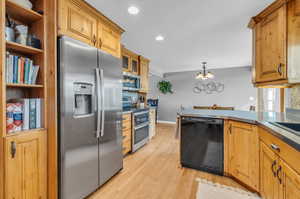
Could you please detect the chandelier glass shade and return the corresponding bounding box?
[196,62,214,80]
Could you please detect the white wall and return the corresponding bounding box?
[148,67,257,122]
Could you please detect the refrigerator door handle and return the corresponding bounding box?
[100,69,105,137]
[95,68,101,138]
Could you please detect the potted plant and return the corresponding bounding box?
[158,80,173,94]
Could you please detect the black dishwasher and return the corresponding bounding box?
[180,117,224,176]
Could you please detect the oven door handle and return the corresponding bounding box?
[134,122,150,130]
[134,111,149,116]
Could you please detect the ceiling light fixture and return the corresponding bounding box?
[128,6,139,15]
[196,62,214,80]
[155,35,164,41]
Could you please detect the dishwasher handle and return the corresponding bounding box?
[182,117,223,124]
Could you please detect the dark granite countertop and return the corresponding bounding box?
[178,109,300,151]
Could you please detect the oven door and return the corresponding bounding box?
[134,111,149,126]
[132,123,149,152]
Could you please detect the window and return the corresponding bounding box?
[258,88,281,112]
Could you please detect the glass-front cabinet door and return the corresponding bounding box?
[122,55,130,72]
[131,58,139,75]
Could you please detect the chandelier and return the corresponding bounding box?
[196,62,214,80]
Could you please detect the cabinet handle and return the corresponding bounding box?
[276,165,282,184]
[229,124,232,134]
[99,38,102,48]
[92,35,97,46]
[277,63,283,76]
[271,160,277,177]
[270,144,280,152]
[11,141,16,158]
[123,135,126,140]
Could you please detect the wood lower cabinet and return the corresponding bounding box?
[227,121,259,191]
[260,142,280,199]
[122,113,132,155]
[139,56,150,93]
[5,131,47,199]
[149,108,156,139]
[281,160,300,199]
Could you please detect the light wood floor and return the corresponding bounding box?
[90,124,247,199]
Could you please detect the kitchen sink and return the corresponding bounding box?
[269,122,300,136]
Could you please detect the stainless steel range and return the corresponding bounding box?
[132,109,150,152]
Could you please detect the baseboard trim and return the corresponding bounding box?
[157,120,176,125]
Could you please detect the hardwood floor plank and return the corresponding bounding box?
[90,124,248,199]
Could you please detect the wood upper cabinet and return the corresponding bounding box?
[139,56,150,93]
[98,21,121,58]
[227,121,259,191]
[280,160,300,199]
[5,131,47,199]
[59,0,98,46]
[254,5,287,83]
[249,0,300,86]
[260,142,281,199]
[121,47,140,75]
[58,0,124,57]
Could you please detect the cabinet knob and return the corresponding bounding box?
[11,141,16,158]
[92,35,97,46]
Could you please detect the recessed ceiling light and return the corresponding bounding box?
[155,35,164,41]
[128,6,139,15]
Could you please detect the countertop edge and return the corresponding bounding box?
[179,113,300,152]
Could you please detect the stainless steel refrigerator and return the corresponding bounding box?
[58,36,123,199]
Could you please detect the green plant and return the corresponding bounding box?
[158,80,173,94]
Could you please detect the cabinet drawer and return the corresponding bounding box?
[259,126,300,174]
[122,120,131,131]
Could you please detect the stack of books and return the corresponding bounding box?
[6,52,40,85]
[6,98,43,134]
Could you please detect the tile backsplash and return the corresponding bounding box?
[290,85,300,109]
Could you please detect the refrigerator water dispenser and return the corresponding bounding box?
[73,82,93,117]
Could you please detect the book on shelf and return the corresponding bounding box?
[6,52,40,85]
[6,98,43,134]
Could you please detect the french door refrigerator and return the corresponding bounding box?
[58,36,123,199]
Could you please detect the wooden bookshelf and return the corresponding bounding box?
[6,41,43,54]
[6,0,43,24]
[6,83,44,88]
[1,0,56,198]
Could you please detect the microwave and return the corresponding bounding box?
[123,72,140,91]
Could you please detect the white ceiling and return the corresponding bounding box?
[86,0,274,75]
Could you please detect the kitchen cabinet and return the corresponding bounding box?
[149,108,156,139]
[254,5,287,83]
[98,22,121,58]
[122,113,132,155]
[122,47,139,75]
[249,0,300,86]
[227,121,259,191]
[260,142,280,199]
[280,160,300,199]
[59,0,98,46]
[5,131,47,199]
[139,56,150,93]
[58,0,124,57]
